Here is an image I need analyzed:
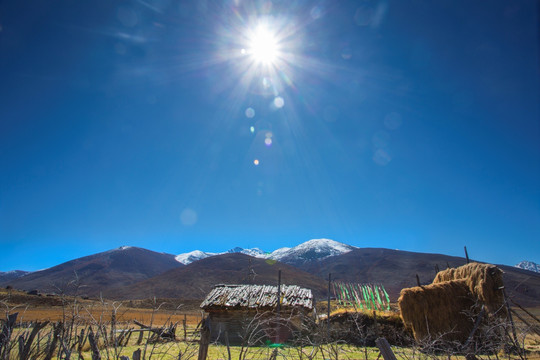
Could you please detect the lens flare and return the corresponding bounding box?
[245,107,255,118]
[247,25,279,64]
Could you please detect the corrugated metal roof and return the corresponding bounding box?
[200,284,313,310]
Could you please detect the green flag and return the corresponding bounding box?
[362,285,371,310]
[369,285,376,309]
[382,285,391,311]
[374,284,383,308]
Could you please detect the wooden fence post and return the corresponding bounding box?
[327,273,331,337]
[0,312,18,357]
[19,321,49,360]
[44,322,62,360]
[375,337,397,360]
[197,318,210,360]
[88,327,101,360]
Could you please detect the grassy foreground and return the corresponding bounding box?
[76,342,540,360]
[1,288,539,360]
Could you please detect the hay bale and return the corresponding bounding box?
[398,280,477,344]
[433,262,504,314]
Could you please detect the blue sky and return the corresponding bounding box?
[1,0,539,271]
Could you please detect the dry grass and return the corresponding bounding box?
[0,288,203,326]
[2,288,540,359]
[13,307,203,326]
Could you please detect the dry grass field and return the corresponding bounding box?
[0,288,203,326]
[13,307,203,327]
[2,288,540,359]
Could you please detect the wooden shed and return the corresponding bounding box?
[200,284,313,345]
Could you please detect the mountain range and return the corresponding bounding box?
[2,239,540,307]
[173,239,354,265]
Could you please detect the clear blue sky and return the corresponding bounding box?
[1,0,539,271]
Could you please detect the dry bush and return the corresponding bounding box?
[327,310,413,346]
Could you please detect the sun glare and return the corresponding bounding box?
[246,25,279,64]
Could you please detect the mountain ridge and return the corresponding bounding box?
[4,241,539,307]
[174,238,355,265]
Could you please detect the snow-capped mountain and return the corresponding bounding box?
[175,239,353,266]
[0,270,30,284]
[515,261,540,273]
[175,247,267,265]
[226,247,267,257]
[268,239,357,266]
[175,250,216,265]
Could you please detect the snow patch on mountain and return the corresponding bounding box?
[226,247,266,257]
[268,239,356,264]
[175,250,216,265]
[238,248,266,257]
[176,247,268,265]
[515,261,540,273]
[267,247,291,259]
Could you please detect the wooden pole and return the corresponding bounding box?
[415,274,421,287]
[197,318,210,360]
[88,327,101,360]
[502,287,521,356]
[19,321,49,360]
[44,322,61,360]
[277,269,281,315]
[375,337,397,360]
[0,312,18,357]
[276,269,282,344]
[224,331,232,360]
[464,246,470,264]
[327,273,331,334]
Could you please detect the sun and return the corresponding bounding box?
[245,24,279,65]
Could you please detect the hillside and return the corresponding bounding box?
[299,248,540,307]
[115,253,327,300]
[7,246,182,297]
[4,243,539,308]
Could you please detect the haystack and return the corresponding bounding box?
[398,279,477,343]
[433,262,505,314]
